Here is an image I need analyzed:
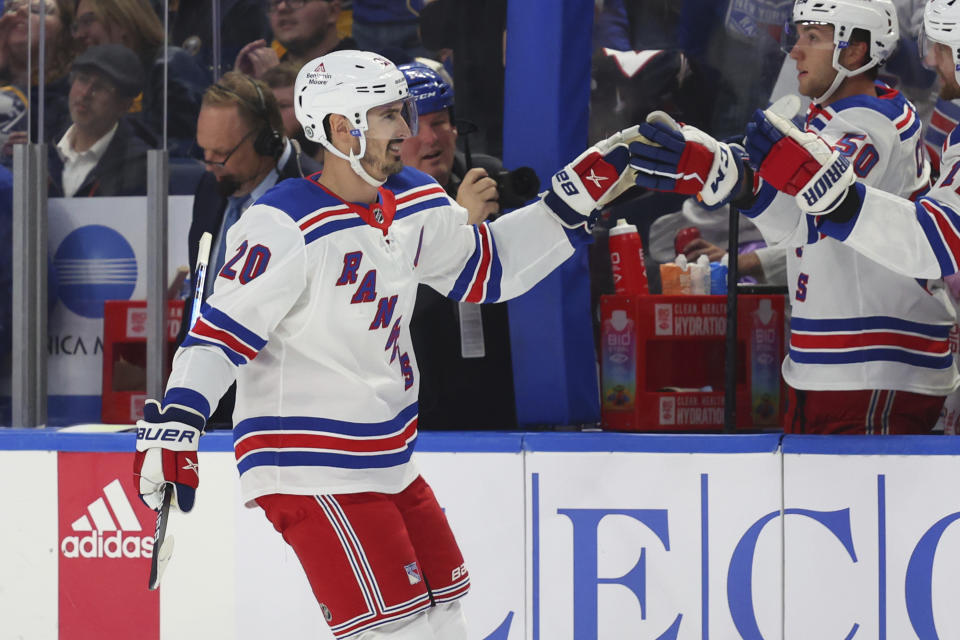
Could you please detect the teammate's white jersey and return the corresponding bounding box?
[163,167,582,502]
[743,83,958,395]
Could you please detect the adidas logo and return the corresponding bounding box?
[60,479,154,559]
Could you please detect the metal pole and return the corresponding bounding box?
[724,205,740,433]
[146,150,169,402]
[211,0,222,81]
[12,144,48,427]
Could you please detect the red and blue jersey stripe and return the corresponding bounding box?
[183,303,268,366]
[233,403,420,475]
[925,98,960,172]
[789,316,953,369]
[298,203,360,244]
[393,183,450,221]
[806,83,920,142]
[915,197,960,277]
[447,222,503,303]
[892,101,921,142]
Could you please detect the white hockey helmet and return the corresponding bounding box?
[294,50,419,187]
[784,0,899,103]
[922,0,960,86]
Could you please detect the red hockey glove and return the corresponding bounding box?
[134,399,203,512]
[745,107,855,215]
[631,111,747,208]
[544,125,642,230]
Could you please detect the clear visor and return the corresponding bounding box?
[359,97,419,142]
[780,20,837,56]
[919,24,933,66]
[918,25,946,71]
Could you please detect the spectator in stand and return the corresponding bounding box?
[49,44,148,197]
[261,61,322,163]
[72,0,208,155]
[351,0,430,59]
[170,0,271,77]
[418,0,505,157]
[0,0,75,153]
[234,0,356,80]
[177,71,321,427]
[398,61,517,430]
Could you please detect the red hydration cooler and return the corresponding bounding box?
[101,300,184,424]
[599,293,785,432]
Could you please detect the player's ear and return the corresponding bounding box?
[328,114,355,150]
[840,39,870,71]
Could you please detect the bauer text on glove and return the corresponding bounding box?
[134,399,204,512]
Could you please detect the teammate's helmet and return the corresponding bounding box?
[923,0,960,86]
[786,0,899,103]
[398,61,454,117]
[294,50,418,186]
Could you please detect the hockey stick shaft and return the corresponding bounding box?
[189,232,213,329]
[146,231,213,590]
[148,485,172,590]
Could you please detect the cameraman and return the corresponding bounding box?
[400,60,518,430]
[399,61,502,223]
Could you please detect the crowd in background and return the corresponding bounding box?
[1,0,948,431]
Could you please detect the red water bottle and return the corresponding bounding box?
[609,219,649,295]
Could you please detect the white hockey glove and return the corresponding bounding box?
[544,125,642,230]
[744,107,855,216]
[133,399,203,512]
[631,111,747,208]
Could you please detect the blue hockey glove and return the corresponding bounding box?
[744,107,854,215]
[134,399,203,512]
[544,125,642,230]
[631,111,746,208]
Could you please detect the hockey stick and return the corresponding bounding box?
[147,231,213,591]
[148,486,174,590]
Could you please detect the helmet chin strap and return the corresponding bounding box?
[814,46,877,106]
[322,133,386,188]
[813,68,848,105]
[348,149,387,188]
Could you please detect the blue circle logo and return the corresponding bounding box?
[54,225,138,318]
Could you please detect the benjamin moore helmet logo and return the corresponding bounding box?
[55,225,138,319]
[60,479,153,559]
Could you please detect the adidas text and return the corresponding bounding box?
[61,531,154,559]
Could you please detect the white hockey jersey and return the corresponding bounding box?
[163,167,583,501]
[742,83,958,395]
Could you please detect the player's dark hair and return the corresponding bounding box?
[849,28,879,80]
[323,115,333,142]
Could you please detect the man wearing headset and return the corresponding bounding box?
[177,71,321,427]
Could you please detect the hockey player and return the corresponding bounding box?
[133,50,643,639]
[632,0,954,434]
[740,0,960,431]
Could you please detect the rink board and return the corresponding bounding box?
[3,431,960,639]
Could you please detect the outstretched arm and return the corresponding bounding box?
[417,126,649,302]
[745,105,955,280]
